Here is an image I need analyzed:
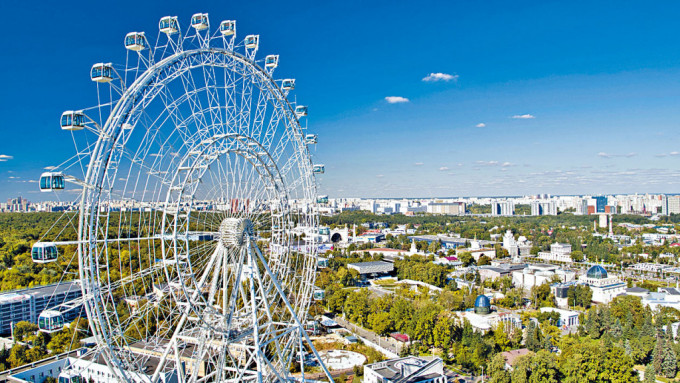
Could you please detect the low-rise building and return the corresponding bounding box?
[537,243,573,263]
[539,307,580,328]
[512,264,576,290]
[347,261,394,277]
[456,240,496,262]
[579,265,626,304]
[0,281,82,335]
[364,356,447,383]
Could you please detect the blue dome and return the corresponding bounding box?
[587,265,608,279]
[475,295,490,308]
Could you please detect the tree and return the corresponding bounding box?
[325,288,349,313]
[433,314,454,349]
[458,252,475,267]
[7,344,27,368]
[510,354,532,383]
[644,364,655,383]
[529,350,560,383]
[525,321,542,352]
[477,255,491,266]
[12,321,38,341]
[344,289,371,326]
[489,353,511,383]
[494,325,511,352]
[661,338,677,378]
[368,312,393,336]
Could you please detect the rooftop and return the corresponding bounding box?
[500,349,531,367]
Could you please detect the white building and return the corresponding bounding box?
[427,202,466,216]
[456,311,522,334]
[512,264,576,290]
[502,230,532,258]
[364,357,446,383]
[456,240,496,262]
[537,242,573,263]
[531,200,557,216]
[579,265,626,304]
[491,200,515,216]
[539,307,580,328]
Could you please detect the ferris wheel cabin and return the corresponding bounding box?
[245,35,259,50]
[265,55,279,69]
[60,111,85,131]
[38,310,65,333]
[58,371,82,383]
[313,164,325,174]
[295,105,308,117]
[90,63,113,83]
[32,242,58,263]
[282,79,295,91]
[125,32,147,51]
[305,134,318,145]
[220,20,235,36]
[191,13,209,30]
[313,289,325,301]
[317,195,329,204]
[159,16,179,35]
[39,172,65,192]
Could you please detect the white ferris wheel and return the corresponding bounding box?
[34,12,331,383]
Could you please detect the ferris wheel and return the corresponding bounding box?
[35,13,331,383]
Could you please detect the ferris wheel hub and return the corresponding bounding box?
[219,218,253,247]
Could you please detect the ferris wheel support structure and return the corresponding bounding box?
[35,13,328,383]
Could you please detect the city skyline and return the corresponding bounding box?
[2,1,680,199]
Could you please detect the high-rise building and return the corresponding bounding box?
[491,200,514,216]
[594,196,607,213]
[531,200,557,216]
[668,196,680,215]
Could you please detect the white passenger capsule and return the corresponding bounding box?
[282,79,295,91]
[295,105,308,117]
[38,310,64,332]
[312,164,325,174]
[265,55,279,69]
[60,111,85,131]
[220,20,235,36]
[305,134,318,145]
[125,32,147,51]
[39,172,65,192]
[32,242,59,263]
[159,16,179,35]
[191,13,209,30]
[90,63,113,83]
[245,34,259,49]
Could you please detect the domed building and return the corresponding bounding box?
[474,295,491,315]
[579,265,626,303]
[586,265,608,279]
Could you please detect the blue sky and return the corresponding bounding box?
[2,1,680,200]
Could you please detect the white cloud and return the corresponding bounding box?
[0,154,13,162]
[439,166,449,171]
[422,73,459,82]
[376,174,384,178]
[476,160,500,166]
[475,123,486,128]
[501,162,514,167]
[414,162,424,166]
[671,151,680,156]
[598,152,637,159]
[385,96,409,104]
[511,114,535,119]
[44,166,57,170]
